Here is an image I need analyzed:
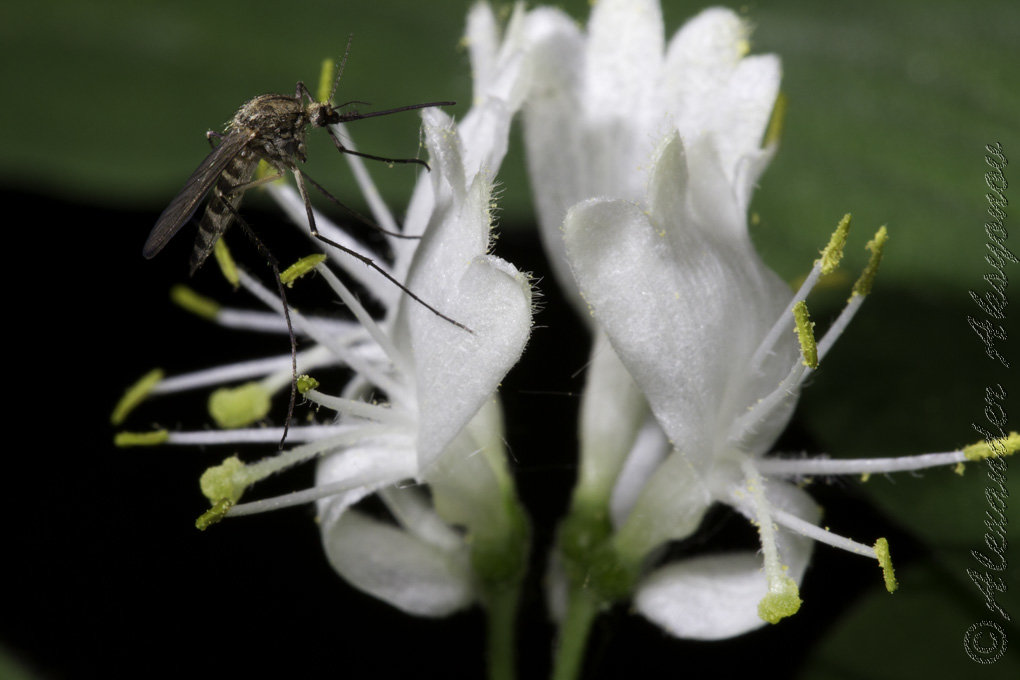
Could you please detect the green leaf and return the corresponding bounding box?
[0,0,472,208]
[800,562,1020,679]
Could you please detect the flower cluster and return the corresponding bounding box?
[116,2,535,617]
[114,0,1017,676]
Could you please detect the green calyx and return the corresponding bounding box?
[558,509,639,604]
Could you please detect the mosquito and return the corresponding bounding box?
[143,41,461,446]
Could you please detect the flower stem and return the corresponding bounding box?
[550,585,601,680]
[486,584,521,680]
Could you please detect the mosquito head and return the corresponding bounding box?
[307,38,349,130]
[309,100,341,129]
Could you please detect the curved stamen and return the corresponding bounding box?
[316,263,414,381]
[269,184,393,300]
[747,215,851,375]
[305,389,414,427]
[728,360,811,450]
[759,449,969,477]
[737,458,802,623]
[163,423,361,445]
[238,269,409,402]
[151,346,333,394]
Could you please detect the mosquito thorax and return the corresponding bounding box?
[226,94,315,166]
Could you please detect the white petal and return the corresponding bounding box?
[613,446,712,558]
[633,481,819,639]
[521,10,589,315]
[634,552,771,639]
[423,108,469,203]
[609,416,670,528]
[585,0,663,121]
[564,196,717,460]
[662,11,777,155]
[458,95,517,186]
[314,436,418,524]
[579,0,665,207]
[320,510,474,617]
[466,1,501,98]
[399,118,532,463]
[576,332,651,507]
[413,253,531,470]
[564,134,795,466]
[427,397,516,539]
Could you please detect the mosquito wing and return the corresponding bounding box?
[143,130,255,259]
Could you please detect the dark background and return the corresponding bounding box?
[3,1,1018,678]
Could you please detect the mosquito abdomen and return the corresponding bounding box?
[189,153,259,275]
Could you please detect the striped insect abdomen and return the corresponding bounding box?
[189,151,259,275]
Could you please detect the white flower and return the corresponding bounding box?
[307,99,533,615]
[522,0,778,317]
[520,0,1018,643]
[565,169,1016,638]
[115,3,534,618]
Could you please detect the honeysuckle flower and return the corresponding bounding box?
[564,158,1017,638]
[517,0,1020,654]
[115,3,534,623]
[522,0,778,318]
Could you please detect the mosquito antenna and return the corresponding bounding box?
[330,34,355,104]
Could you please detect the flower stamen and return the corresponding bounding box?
[738,458,802,623]
[757,435,1018,477]
[816,226,888,360]
[748,214,851,374]
[315,263,413,379]
[237,269,407,401]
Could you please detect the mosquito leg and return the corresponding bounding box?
[325,127,431,170]
[219,200,299,449]
[227,171,286,196]
[292,168,472,333]
[206,130,225,149]
[300,170,419,240]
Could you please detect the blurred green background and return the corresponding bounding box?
[3,0,1017,678]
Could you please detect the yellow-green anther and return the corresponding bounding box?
[851,226,888,298]
[214,237,239,288]
[255,159,277,182]
[758,576,802,624]
[208,382,271,429]
[817,214,851,275]
[170,285,220,320]
[963,431,1020,461]
[111,368,165,425]
[114,429,170,447]
[297,374,320,394]
[280,254,328,287]
[196,499,233,531]
[793,301,818,369]
[318,58,336,103]
[199,455,249,505]
[874,538,898,593]
[763,91,787,148]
